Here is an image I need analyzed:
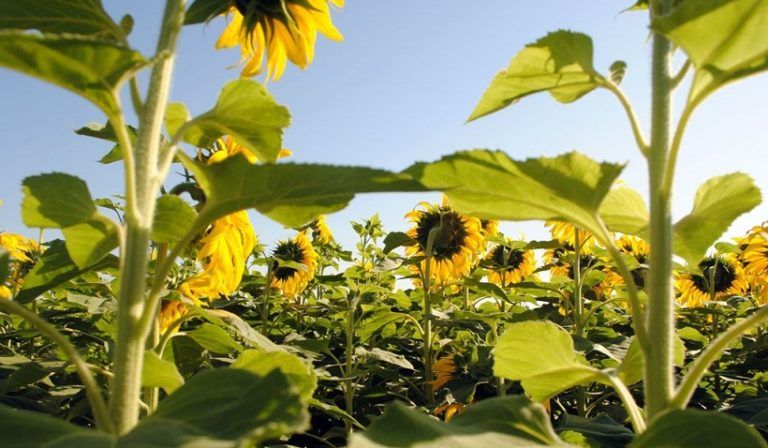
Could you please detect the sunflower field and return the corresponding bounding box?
[1,0,768,447]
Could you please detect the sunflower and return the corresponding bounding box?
[405,198,485,287]
[484,243,536,286]
[216,0,344,80]
[270,231,318,298]
[546,249,619,299]
[545,220,595,254]
[158,301,189,335]
[676,254,747,308]
[0,233,40,299]
[434,402,465,422]
[179,210,257,302]
[309,215,334,245]
[739,225,768,303]
[616,234,650,288]
[207,135,292,164]
[431,355,457,390]
[480,219,499,238]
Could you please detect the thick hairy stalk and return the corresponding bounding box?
[644,0,675,419]
[109,0,186,434]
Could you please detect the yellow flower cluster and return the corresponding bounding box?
[216,0,344,80]
[0,233,40,299]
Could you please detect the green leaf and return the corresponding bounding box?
[350,397,565,447]
[61,216,119,268]
[599,185,649,236]
[0,0,122,40]
[185,0,231,25]
[75,121,137,143]
[152,195,197,243]
[232,349,317,401]
[22,173,96,228]
[357,310,412,343]
[609,60,628,85]
[136,368,308,445]
[652,0,768,102]
[356,347,415,370]
[142,350,184,394]
[674,173,761,266]
[557,414,634,448]
[617,335,685,386]
[469,30,605,121]
[406,150,623,238]
[17,240,118,303]
[382,231,416,254]
[187,323,242,355]
[167,79,290,163]
[494,321,604,401]
[180,152,426,228]
[0,32,146,115]
[0,404,105,448]
[631,409,767,448]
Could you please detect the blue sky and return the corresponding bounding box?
[1,0,766,252]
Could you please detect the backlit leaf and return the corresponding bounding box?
[22,173,96,229]
[61,215,119,268]
[151,195,197,243]
[0,0,122,40]
[631,409,767,447]
[142,350,184,394]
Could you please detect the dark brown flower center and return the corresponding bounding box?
[489,245,525,272]
[691,257,737,294]
[415,208,468,261]
[272,240,305,280]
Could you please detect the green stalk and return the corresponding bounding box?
[644,0,675,419]
[573,230,587,416]
[343,295,356,438]
[422,227,440,404]
[109,0,186,434]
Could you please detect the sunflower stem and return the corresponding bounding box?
[573,230,587,417]
[422,227,441,404]
[109,0,186,434]
[644,0,675,419]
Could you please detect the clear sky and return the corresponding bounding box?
[1,1,766,253]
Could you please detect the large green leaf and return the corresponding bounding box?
[0,32,145,115]
[61,216,119,268]
[0,405,104,448]
[350,397,564,447]
[185,0,231,25]
[653,0,768,102]
[136,368,308,445]
[142,350,184,394]
[166,79,290,163]
[406,150,623,238]
[631,409,767,447]
[187,323,242,355]
[22,173,96,229]
[469,30,605,121]
[494,321,604,401]
[674,173,761,266]
[232,349,317,401]
[599,186,649,235]
[151,195,197,243]
[617,335,685,386]
[0,0,122,40]
[17,240,118,303]
[180,152,426,228]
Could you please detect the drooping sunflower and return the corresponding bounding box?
[405,198,485,286]
[216,0,344,80]
[309,215,334,245]
[739,225,768,304]
[545,220,595,254]
[270,231,318,298]
[484,243,536,286]
[179,210,257,302]
[158,301,189,335]
[676,254,747,308]
[480,219,499,238]
[431,355,457,391]
[0,233,40,299]
[207,135,293,164]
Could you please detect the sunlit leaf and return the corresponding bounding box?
[406,150,623,238]
[0,0,122,40]
[599,185,648,235]
[151,195,197,243]
[653,0,768,102]
[631,409,767,447]
[187,323,242,355]
[232,349,317,401]
[469,30,605,121]
[494,321,604,401]
[617,335,685,386]
[350,397,565,447]
[0,32,146,115]
[674,173,761,266]
[166,79,290,163]
[180,152,426,229]
[22,173,96,229]
[61,215,119,268]
[142,350,184,394]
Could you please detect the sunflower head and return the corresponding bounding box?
[545,220,594,254]
[480,219,499,238]
[616,234,650,288]
[159,301,189,335]
[405,199,484,286]
[739,225,768,303]
[216,0,344,80]
[431,355,457,390]
[676,254,747,307]
[309,215,334,245]
[484,243,536,286]
[0,233,41,297]
[271,231,318,298]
